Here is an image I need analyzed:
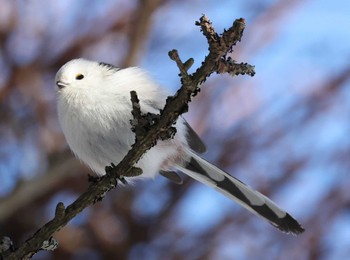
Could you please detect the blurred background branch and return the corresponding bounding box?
[122,0,165,67]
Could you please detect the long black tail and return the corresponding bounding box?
[177,151,304,235]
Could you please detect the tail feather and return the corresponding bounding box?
[177,151,304,235]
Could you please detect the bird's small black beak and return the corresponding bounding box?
[56,81,68,89]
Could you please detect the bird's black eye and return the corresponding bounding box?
[75,74,84,80]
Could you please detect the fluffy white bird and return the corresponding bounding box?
[55,58,304,235]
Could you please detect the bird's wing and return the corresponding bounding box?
[159,170,183,184]
[183,120,207,154]
[145,97,207,154]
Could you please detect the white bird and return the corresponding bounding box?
[55,58,304,235]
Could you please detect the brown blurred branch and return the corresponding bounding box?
[122,0,165,67]
[0,152,79,222]
[4,15,254,260]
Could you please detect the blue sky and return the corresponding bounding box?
[0,0,349,259]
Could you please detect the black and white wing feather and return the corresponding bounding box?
[183,120,207,154]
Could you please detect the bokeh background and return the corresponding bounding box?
[0,0,349,259]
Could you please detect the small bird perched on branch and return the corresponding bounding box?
[55,58,304,235]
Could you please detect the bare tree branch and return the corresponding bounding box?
[3,15,254,260]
